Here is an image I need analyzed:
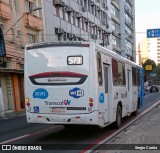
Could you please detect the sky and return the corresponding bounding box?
[135,0,160,45]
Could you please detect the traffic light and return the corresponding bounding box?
[0,28,6,57]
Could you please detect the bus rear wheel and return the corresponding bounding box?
[115,104,122,129]
[132,101,139,116]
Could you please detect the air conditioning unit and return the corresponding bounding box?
[76,13,82,18]
[97,27,102,31]
[99,43,104,46]
[84,18,90,23]
[63,32,67,40]
[91,34,97,39]
[106,24,109,29]
[91,23,96,27]
[65,6,73,12]
[54,0,65,7]
[101,20,105,25]
[96,0,101,3]
[67,33,74,39]
[97,7,101,11]
[20,45,25,49]
[82,7,87,12]
[105,5,108,10]
[55,28,64,34]
[90,1,95,6]
[8,39,14,44]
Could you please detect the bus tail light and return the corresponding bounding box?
[89,98,94,107]
[26,98,30,107]
[89,98,93,103]
[89,103,93,107]
[26,103,30,106]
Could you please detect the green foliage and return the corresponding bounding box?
[152,64,160,75]
[142,59,156,75]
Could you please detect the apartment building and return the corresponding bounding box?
[111,0,121,55]
[119,0,135,62]
[0,0,43,113]
[0,0,136,113]
[157,38,160,65]
[41,0,112,49]
[138,37,160,65]
[41,0,136,61]
[138,38,149,65]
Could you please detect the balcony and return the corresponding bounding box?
[23,13,43,31]
[0,1,11,20]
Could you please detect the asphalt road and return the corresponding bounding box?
[0,91,160,153]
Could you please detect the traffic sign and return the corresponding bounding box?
[147,29,160,38]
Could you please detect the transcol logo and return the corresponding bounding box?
[69,87,84,99]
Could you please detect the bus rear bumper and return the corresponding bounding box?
[26,111,98,125]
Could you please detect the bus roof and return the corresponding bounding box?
[25,41,142,69]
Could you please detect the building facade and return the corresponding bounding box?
[41,0,136,61]
[0,0,136,114]
[138,38,149,66]
[119,0,136,61]
[138,37,160,66]
[157,38,160,65]
[0,0,43,113]
[42,0,112,50]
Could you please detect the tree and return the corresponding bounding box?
[152,64,160,75]
[142,59,156,75]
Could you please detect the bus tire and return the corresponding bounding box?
[115,104,122,129]
[132,102,138,116]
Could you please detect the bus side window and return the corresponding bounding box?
[97,52,103,86]
[112,58,119,85]
[132,67,137,85]
[137,69,140,86]
[118,61,126,86]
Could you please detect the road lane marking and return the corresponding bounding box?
[145,92,159,98]
[0,125,62,145]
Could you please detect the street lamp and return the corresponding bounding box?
[5,6,42,35]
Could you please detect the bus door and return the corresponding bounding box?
[127,69,132,112]
[103,64,109,124]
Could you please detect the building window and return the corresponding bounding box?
[25,0,35,15]
[111,5,119,19]
[59,7,63,19]
[112,36,116,46]
[132,67,137,85]
[84,0,87,8]
[27,34,37,43]
[68,12,71,23]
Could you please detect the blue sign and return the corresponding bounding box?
[69,88,84,99]
[99,93,104,103]
[33,106,39,113]
[0,28,6,57]
[147,29,160,38]
[33,88,48,99]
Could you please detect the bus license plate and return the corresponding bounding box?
[50,107,66,112]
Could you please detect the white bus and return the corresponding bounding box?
[25,41,144,128]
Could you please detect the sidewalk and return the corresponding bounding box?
[0,110,25,120]
[99,105,160,153]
